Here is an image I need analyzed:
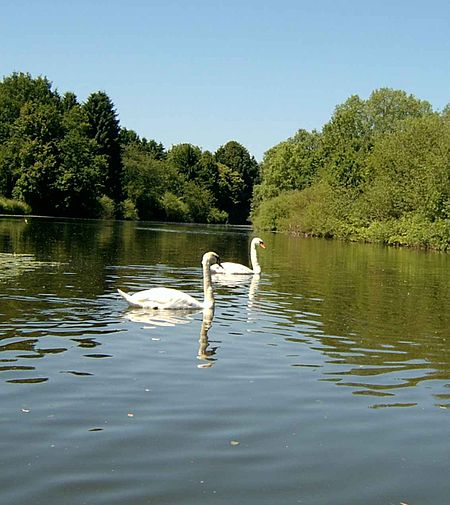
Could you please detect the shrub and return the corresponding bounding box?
[97,195,116,219]
[122,198,139,220]
[0,197,31,215]
[160,192,190,222]
[207,207,228,224]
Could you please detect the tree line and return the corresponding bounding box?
[0,72,259,223]
[251,89,450,250]
[1,73,448,249]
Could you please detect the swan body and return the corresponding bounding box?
[211,237,266,275]
[118,251,221,310]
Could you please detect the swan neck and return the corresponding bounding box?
[202,261,215,308]
[250,241,261,274]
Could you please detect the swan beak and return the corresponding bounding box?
[259,242,266,249]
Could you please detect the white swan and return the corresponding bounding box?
[117,251,221,310]
[211,237,266,275]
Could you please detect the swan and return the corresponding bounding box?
[211,237,266,275]
[117,251,222,310]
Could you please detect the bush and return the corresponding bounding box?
[122,198,139,220]
[97,195,116,219]
[160,192,190,222]
[252,182,354,238]
[207,207,228,224]
[0,197,31,215]
[251,191,297,231]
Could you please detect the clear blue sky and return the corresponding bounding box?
[1,0,449,161]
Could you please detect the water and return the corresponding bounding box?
[0,216,449,505]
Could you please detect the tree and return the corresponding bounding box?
[56,104,107,216]
[61,91,78,112]
[214,162,243,221]
[167,143,202,180]
[360,113,450,221]
[320,94,370,189]
[0,72,58,142]
[11,102,63,214]
[253,129,321,208]
[83,91,123,206]
[214,141,259,222]
[195,150,220,193]
[0,73,60,197]
[366,88,433,134]
[119,128,166,160]
[122,143,179,220]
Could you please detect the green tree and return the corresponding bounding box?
[253,129,321,209]
[0,72,60,196]
[320,94,370,189]
[214,141,259,222]
[360,113,450,221]
[122,143,179,220]
[214,162,243,221]
[11,101,63,214]
[366,88,433,134]
[61,91,78,112]
[0,72,58,142]
[56,104,107,216]
[167,143,202,180]
[119,128,166,160]
[83,91,123,206]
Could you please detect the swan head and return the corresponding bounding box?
[202,251,222,268]
[253,237,266,249]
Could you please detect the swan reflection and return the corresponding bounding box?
[213,273,261,312]
[123,307,218,367]
[213,271,260,292]
[123,308,200,328]
[248,273,260,306]
[197,308,217,368]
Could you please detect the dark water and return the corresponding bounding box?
[0,216,449,505]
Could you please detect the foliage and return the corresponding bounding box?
[1,72,448,249]
[167,143,202,180]
[252,88,449,251]
[0,72,255,223]
[122,198,139,220]
[214,141,259,222]
[252,129,321,210]
[56,104,106,216]
[0,72,58,143]
[0,196,31,215]
[161,192,190,222]
[83,91,123,207]
[97,195,115,219]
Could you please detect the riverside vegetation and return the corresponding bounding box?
[0,72,448,250]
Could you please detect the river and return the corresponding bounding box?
[0,216,449,505]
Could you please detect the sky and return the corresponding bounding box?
[1,0,449,161]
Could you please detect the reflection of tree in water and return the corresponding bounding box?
[0,252,61,281]
[262,239,450,406]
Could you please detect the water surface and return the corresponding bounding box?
[0,217,449,505]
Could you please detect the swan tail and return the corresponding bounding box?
[117,288,140,307]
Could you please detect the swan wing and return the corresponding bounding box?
[118,287,202,309]
[211,262,254,275]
